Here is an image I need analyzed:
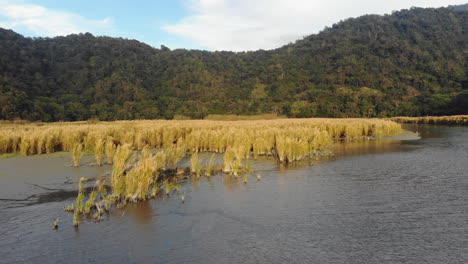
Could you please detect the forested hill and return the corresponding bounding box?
[0,5,467,121]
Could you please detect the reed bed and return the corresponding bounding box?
[390,115,468,126]
[204,113,286,121]
[0,119,402,163]
[107,144,186,204]
[48,118,402,227]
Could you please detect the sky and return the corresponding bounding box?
[0,0,466,51]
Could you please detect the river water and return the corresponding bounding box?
[0,125,467,264]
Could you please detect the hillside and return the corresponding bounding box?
[0,5,467,121]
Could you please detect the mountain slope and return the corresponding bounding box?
[0,5,467,121]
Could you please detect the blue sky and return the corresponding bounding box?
[0,0,203,49]
[0,0,466,51]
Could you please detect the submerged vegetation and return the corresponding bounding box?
[390,115,468,126]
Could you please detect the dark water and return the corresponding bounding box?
[1,125,467,264]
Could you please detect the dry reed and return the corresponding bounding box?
[390,115,468,126]
[40,118,404,227]
[72,143,83,167]
[94,138,104,166]
[205,154,215,176]
[0,119,401,159]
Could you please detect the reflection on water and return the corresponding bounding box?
[121,201,154,225]
[332,139,412,157]
[1,125,468,263]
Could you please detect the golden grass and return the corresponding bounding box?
[204,113,286,121]
[44,118,401,227]
[205,154,215,176]
[72,143,83,167]
[94,138,104,166]
[0,119,401,163]
[111,144,132,198]
[105,136,116,164]
[73,210,80,227]
[124,147,158,201]
[84,189,98,214]
[190,152,201,177]
[390,115,468,126]
[76,177,86,214]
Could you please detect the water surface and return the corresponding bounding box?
[1,125,467,263]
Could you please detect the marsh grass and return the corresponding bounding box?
[163,180,181,196]
[223,149,235,173]
[164,145,185,169]
[73,210,80,227]
[94,138,104,166]
[190,152,202,177]
[111,144,132,198]
[390,115,468,126]
[72,143,83,167]
[204,113,286,120]
[205,154,215,176]
[7,118,404,227]
[84,190,97,214]
[124,147,158,201]
[76,177,86,213]
[0,119,402,160]
[68,177,111,227]
[105,137,116,164]
[19,136,30,156]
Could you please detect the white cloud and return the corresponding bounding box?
[164,0,467,51]
[0,0,112,37]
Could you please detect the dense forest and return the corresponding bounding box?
[0,5,467,121]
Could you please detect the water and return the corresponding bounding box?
[0,125,467,264]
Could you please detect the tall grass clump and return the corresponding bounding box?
[205,154,215,176]
[0,118,401,161]
[19,136,30,156]
[165,146,185,169]
[223,148,235,173]
[84,189,98,214]
[72,143,83,167]
[105,137,116,164]
[190,152,202,177]
[94,138,104,166]
[111,144,132,198]
[76,177,86,214]
[124,147,158,201]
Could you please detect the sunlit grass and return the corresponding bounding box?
[205,154,215,176]
[190,152,201,177]
[0,119,402,163]
[390,115,468,126]
[72,143,83,167]
[4,118,404,228]
[94,138,104,166]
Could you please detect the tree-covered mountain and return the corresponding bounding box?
[0,5,467,121]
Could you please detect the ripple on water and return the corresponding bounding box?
[1,125,468,263]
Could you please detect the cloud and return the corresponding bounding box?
[0,0,112,37]
[164,0,467,51]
